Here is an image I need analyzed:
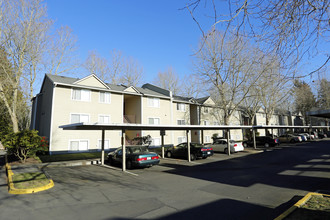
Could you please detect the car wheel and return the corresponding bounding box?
[126,160,132,169]
[202,156,207,159]
[290,139,295,143]
[243,142,248,148]
[264,143,270,148]
[166,151,172,158]
[190,154,196,161]
[224,148,228,154]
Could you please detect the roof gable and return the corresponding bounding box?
[74,74,110,89]
[198,96,215,106]
[124,86,140,94]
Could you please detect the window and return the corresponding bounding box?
[148,117,160,125]
[72,89,90,101]
[204,107,209,113]
[177,103,185,111]
[177,119,185,125]
[70,140,88,151]
[99,115,110,124]
[99,92,111,103]
[204,120,209,125]
[205,136,211,143]
[151,138,160,146]
[178,136,187,144]
[98,139,110,149]
[71,114,89,123]
[147,97,160,108]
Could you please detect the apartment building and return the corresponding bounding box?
[31,74,225,154]
[31,74,304,154]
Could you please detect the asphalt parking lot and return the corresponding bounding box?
[1,139,330,220]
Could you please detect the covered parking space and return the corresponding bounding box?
[60,123,253,171]
[60,123,330,171]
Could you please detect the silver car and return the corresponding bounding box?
[207,139,244,154]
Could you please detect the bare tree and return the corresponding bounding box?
[317,78,330,108]
[194,30,264,125]
[293,79,316,123]
[0,0,51,132]
[119,56,143,87]
[46,25,79,76]
[152,66,182,95]
[84,50,110,81]
[184,0,330,78]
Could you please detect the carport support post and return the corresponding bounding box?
[253,129,256,149]
[227,129,230,156]
[161,132,165,158]
[187,130,191,162]
[101,129,105,165]
[122,130,126,171]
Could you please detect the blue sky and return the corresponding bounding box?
[45,0,213,84]
[44,0,329,87]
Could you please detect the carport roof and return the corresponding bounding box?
[59,123,328,131]
[306,109,330,119]
[60,123,254,131]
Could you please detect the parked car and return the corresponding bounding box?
[318,133,328,139]
[277,134,302,143]
[300,133,314,140]
[165,142,214,160]
[207,139,244,153]
[107,146,160,169]
[296,134,307,141]
[243,136,279,148]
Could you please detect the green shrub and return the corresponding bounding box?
[3,130,48,163]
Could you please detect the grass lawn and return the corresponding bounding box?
[38,152,102,163]
[12,172,50,189]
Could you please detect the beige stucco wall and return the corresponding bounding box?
[76,76,107,88]
[50,85,123,152]
[141,96,172,145]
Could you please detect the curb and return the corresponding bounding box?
[274,192,329,220]
[5,155,54,194]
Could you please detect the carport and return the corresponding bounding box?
[60,123,330,171]
[60,123,253,171]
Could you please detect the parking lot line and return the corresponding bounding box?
[100,164,139,176]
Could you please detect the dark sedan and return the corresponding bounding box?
[243,136,279,148]
[107,146,160,169]
[165,142,214,161]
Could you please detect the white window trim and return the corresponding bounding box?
[147,97,160,108]
[99,91,111,104]
[148,117,160,125]
[205,135,211,143]
[177,136,187,144]
[71,88,91,102]
[98,139,110,149]
[151,137,161,146]
[70,113,90,124]
[177,103,186,112]
[177,119,185,125]
[98,114,111,124]
[68,139,89,151]
[203,120,210,125]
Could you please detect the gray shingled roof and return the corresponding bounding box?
[45,74,169,98]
